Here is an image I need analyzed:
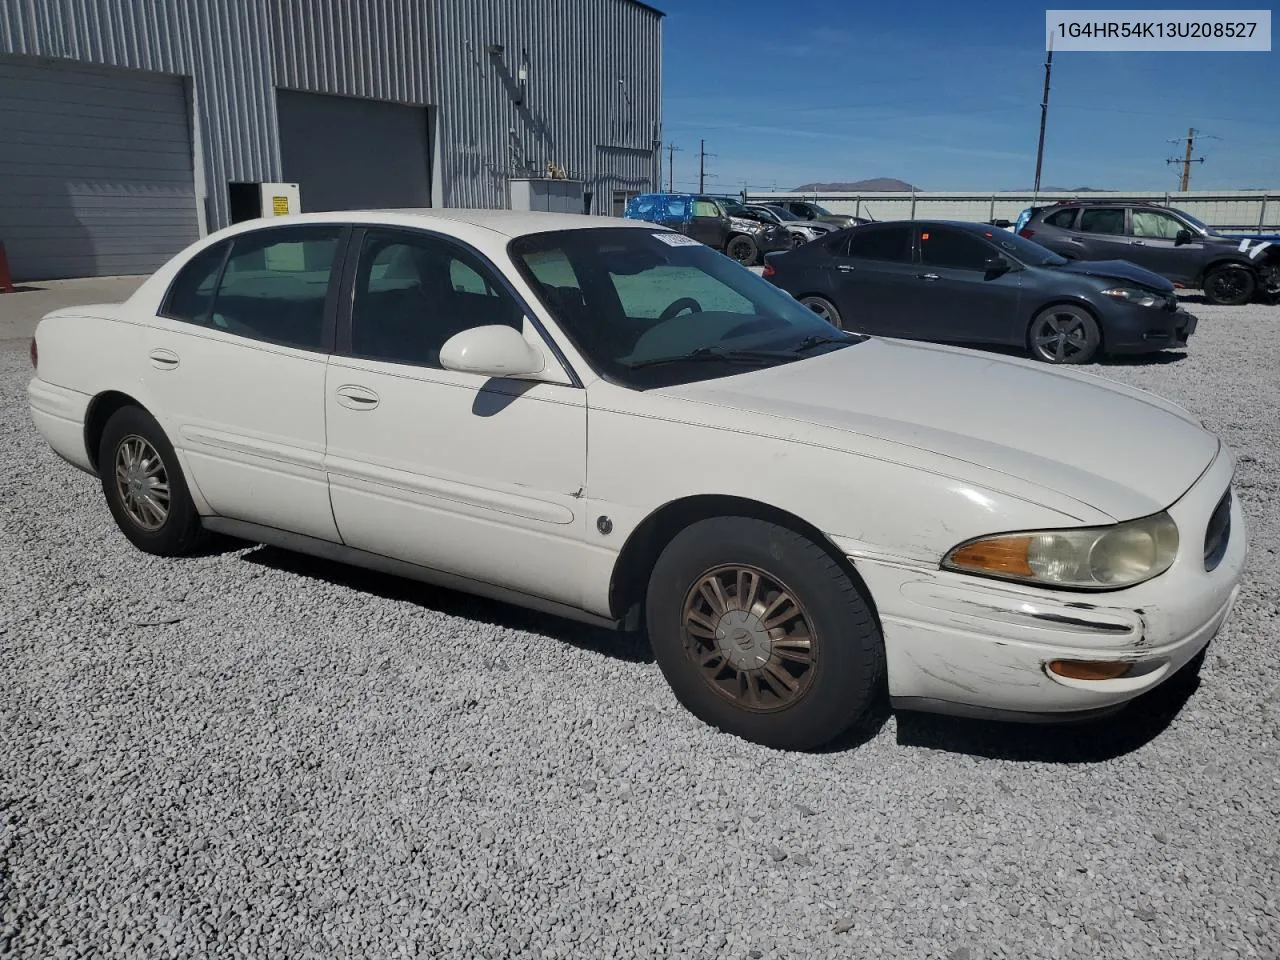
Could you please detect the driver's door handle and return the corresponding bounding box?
[836,264,855,273]
[1130,240,1146,245]
[335,385,380,411]
[917,273,940,281]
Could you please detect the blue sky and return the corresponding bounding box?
[655,0,1279,192]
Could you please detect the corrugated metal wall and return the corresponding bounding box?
[0,0,662,242]
[429,0,662,211]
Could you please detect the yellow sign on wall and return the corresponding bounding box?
[272,195,290,216]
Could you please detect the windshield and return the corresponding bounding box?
[508,227,863,388]
[808,203,834,216]
[987,229,1069,267]
[1173,208,1217,235]
[763,205,802,221]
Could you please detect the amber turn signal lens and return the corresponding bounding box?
[947,537,1033,576]
[1047,660,1132,681]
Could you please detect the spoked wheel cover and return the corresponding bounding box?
[727,238,754,263]
[680,563,817,713]
[1032,310,1091,362]
[114,434,171,531]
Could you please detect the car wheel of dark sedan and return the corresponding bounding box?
[726,235,758,265]
[1202,263,1256,306]
[1028,305,1100,365]
[799,296,842,329]
[790,234,807,249]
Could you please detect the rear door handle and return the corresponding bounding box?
[335,385,380,411]
[836,264,855,273]
[148,348,180,370]
[917,273,939,281]
[1130,240,1146,246]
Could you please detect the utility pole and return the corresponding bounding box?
[666,142,679,192]
[1033,35,1053,195]
[1166,128,1206,190]
[697,139,716,193]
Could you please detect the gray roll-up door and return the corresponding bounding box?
[0,55,200,281]
[276,89,432,213]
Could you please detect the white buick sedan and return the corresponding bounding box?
[28,209,1247,750]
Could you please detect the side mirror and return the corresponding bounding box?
[983,256,1012,278]
[1175,228,1192,246]
[439,324,546,379]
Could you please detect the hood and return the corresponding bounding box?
[1052,258,1175,292]
[660,338,1217,521]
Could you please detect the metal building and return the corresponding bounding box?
[0,0,664,281]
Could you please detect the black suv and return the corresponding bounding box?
[1015,200,1280,306]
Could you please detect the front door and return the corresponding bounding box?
[1126,208,1202,283]
[143,223,346,542]
[323,226,590,607]
[906,225,1023,344]
[690,198,729,248]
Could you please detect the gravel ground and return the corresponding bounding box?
[3,295,1279,959]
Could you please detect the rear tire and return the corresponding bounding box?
[98,405,206,556]
[799,295,843,329]
[645,517,886,751]
[1028,304,1100,364]
[1202,263,1256,306]
[726,235,758,265]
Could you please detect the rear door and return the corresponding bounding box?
[1066,206,1133,262]
[825,224,916,335]
[144,223,347,541]
[906,225,1022,344]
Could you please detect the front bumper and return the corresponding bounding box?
[1105,304,1198,354]
[841,444,1246,720]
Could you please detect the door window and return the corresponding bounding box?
[918,228,994,270]
[1131,210,1186,239]
[840,225,912,262]
[349,230,525,368]
[184,226,343,350]
[692,200,721,218]
[1078,208,1126,235]
[160,241,229,324]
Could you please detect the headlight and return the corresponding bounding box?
[942,512,1179,590]
[1101,286,1164,307]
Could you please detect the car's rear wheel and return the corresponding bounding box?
[98,405,206,556]
[1028,304,1100,364]
[1202,263,1256,306]
[645,517,885,751]
[726,235,758,265]
[799,295,843,329]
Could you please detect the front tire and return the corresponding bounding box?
[799,295,843,329]
[1202,263,1256,306]
[645,517,886,751]
[1028,304,1100,364]
[98,405,206,556]
[726,234,758,265]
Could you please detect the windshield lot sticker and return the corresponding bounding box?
[653,232,701,247]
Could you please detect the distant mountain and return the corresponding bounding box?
[792,178,920,192]
[1011,185,1109,192]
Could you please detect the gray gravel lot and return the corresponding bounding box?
[2,295,1279,959]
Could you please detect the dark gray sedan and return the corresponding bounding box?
[761,220,1197,364]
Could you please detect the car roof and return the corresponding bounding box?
[203,207,659,241]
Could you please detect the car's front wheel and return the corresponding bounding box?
[799,295,843,329]
[725,235,758,265]
[1028,304,1100,364]
[1202,263,1256,306]
[98,405,206,556]
[645,517,886,751]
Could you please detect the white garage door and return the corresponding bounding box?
[0,55,200,281]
